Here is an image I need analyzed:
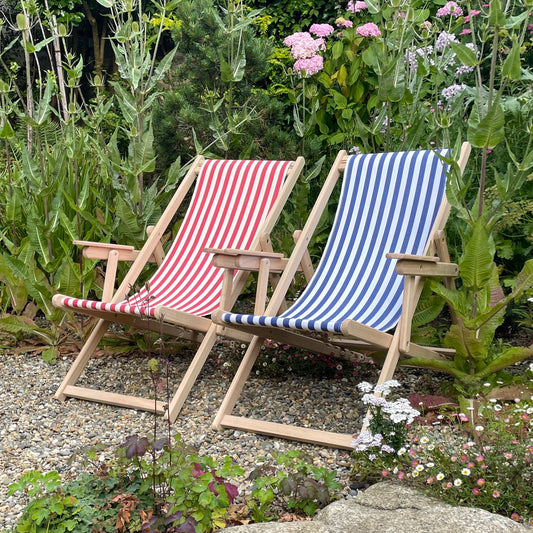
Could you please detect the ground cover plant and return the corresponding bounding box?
[351,377,533,526]
[7,433,341,532]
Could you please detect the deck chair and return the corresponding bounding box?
[210,143,471,449]
[53,155,305,422]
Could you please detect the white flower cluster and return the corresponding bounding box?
[435,30,458,51]
[382,397,420,424]
[352,380,420,452]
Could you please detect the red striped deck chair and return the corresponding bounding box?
[209,143,471,449]
[53,156,304,421]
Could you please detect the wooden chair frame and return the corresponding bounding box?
[53,155,305,422]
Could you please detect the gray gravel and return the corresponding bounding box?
[0,340,379,531]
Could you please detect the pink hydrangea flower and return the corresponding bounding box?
[356,22,381,37]
[283,32,325,60]
[293,55,324,77]
[309,23,334,37]
[348,0,368,13]
[436,1,464,17]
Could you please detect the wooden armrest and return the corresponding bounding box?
[387,252,458,277]
[73,240,135,252]
[395,259,458,277]
[386,253,439,262]
[74,240,147,263]
[205,248,288,272]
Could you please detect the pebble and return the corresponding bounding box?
[0,344,378,531]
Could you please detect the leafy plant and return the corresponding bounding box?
[8,433,243,533]
[153,0,302,164]
[0,0,186,352]
[351,371,533,525]
[410,215,533,398]
[247,450,341,521]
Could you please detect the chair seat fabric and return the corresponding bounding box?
[221,149,448,333]
[57,159,291,318]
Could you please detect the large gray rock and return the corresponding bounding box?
[224,482,530,532]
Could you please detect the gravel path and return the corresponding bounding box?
[0,339,391,531]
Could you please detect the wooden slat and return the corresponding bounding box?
[211,254,290,272]
[63,385,166,413]
[386,253,439,262]
[293,230,314,282]
[146,225,165,265]
[205,248,285,258]
[254,258,270,315]
[73,240,135,251]
[220,415,353,449]
[402,342,455,361]
[82,248,146,262]
[102,249,119,301]
[340,319,393,349]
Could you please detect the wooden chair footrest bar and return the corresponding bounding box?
[219,415,353,449]
[62,385,166,414]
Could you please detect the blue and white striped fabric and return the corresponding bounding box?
[221,149,449,333]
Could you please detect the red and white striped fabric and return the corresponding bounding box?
[58,159,291,317]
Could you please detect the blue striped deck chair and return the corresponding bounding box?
[210,143,471,449]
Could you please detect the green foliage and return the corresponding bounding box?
[8,438,343,531]
[8,433,244,533]
[152,0,301,164]
[7,471,95,533]
[245,0,341,40]
[0,0,187,350]
[248,450,341,521]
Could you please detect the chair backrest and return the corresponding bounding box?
[279,149,449,333]
[133,159,292,316]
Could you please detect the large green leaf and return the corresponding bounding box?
[0,254,28,313]
[458,221,495,292]
[509,258,533,299]
[467,102,505,149]
[148,47,178,91]
[27,213,51,266]
[501,35,522,80]
[57,255,82,297]
[220,51,246,83]
[488,0,506,26]
[131,129,156,174]
[0,316,55,342]
[449,42,479,67]
[0,114,15,138]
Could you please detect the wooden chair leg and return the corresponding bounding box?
[211,335,264,430]
[55,318,111,401]
[375,330,402,386]
[165,325,219,422]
